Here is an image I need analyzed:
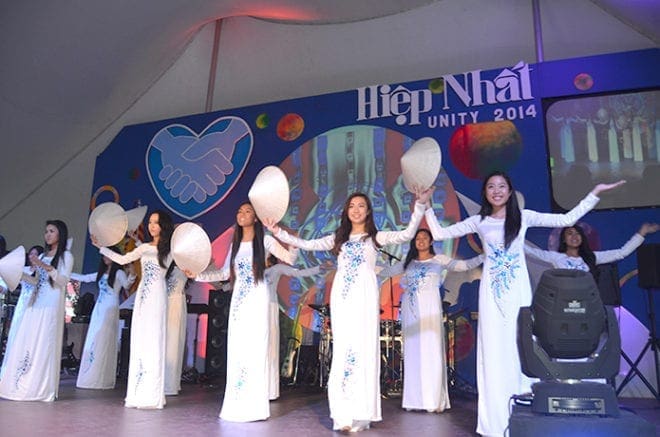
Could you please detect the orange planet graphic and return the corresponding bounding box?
[449,121,523,179]
[277,113,304,141]
[574,73,594,91]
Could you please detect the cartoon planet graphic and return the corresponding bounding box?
[449,121,523,180]
[255,113,270,129]
[277,113,305,141]
[574,73,594,91]
[429,78,445,94]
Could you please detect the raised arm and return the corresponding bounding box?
[99,245,144,266]
[424,208,479,241]
[526,180,626,228]
[273,228,335,252]
[375,201,426,246]
[594,224,657,264]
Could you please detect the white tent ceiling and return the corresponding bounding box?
[0,0,658,256]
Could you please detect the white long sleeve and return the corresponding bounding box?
[524,193,600,228]
[375,202,426,246]
[594,233,645,264]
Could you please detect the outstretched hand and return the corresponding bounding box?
[262,218,280,234]
[182,268,196,279]
[591,180,626,196]
[640,223,660,237]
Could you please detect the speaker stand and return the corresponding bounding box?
[616,288,660,400]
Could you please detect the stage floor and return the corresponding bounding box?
[0,374,657,436]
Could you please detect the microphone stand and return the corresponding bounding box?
[381,248,401,396]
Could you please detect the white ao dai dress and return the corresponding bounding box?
[72,269,135,389]
[165,266,188,395]
[275,201,425,431]
[425,193,600,436]
[0,268,38,380]
[195,235,295,422]
[100,244,170,409]
[0,251,74,401]
[379,254,483,412]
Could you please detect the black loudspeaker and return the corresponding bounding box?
[205,289,231,378]
[637,243,660,289]
[597,263,621,307]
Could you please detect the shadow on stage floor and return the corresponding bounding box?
[0,374,657,436]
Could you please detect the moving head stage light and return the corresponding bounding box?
[518,269,620,416]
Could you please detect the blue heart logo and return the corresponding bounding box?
[146,116,253,219]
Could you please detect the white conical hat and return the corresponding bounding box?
[0,245,25,291]
[401,137,442,193]
[171,222,212,276]
[88,202,128,247]
[126,205,148,232]
[248,165,290,223]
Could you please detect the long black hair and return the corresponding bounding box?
[558,224,599,281]
[403,228,436,270]
[478,171,521,250]
[150,210,174,269]
[230,201,266,284]
[44,219,69,286]
[332,192,380,256]
[97,245,122,288]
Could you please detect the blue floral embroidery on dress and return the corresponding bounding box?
[81,342,96,374]
[14,350,31,389]
[134,359,146,394]
[166,273,185,296]
[97,276,110,305]
[228,367,248,399]
[32,264,49,302]
[487,242,520,301]
[565,258,588,271]
[231,258,253,320]
[341,349,357,396]
[36,265,49,288]
[138,261,160,306]
[340,241,365,298]
[402,262,430,319]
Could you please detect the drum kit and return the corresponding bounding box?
[380,310,404,397]
[305,302,405,394]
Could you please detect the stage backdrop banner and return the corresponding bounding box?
[86,48,659,384]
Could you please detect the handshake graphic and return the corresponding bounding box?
[148,118,252,205]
